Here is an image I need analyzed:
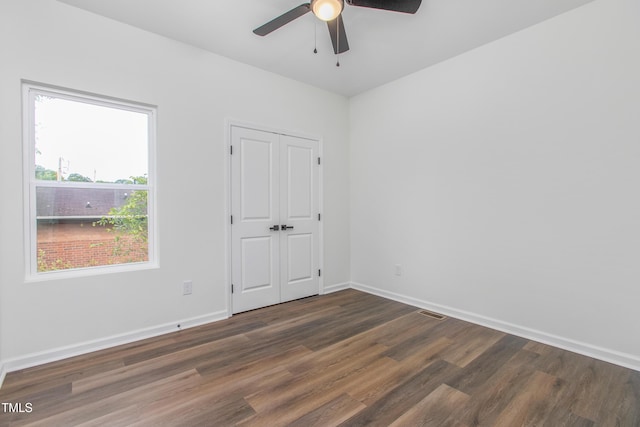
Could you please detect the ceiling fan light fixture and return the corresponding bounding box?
[311,0,344,21]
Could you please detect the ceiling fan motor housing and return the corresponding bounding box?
[310,0,344,21]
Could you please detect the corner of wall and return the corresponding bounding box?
[322,282,351,294]
[0,360,6,389]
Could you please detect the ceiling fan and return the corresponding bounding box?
[253,0,422,55]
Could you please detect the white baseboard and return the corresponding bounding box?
[0,361,6,389]
[351,281,640,372]
[322,282,351,294]
[1,310,229,381]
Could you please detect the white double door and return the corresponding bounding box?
[231,126,320,314]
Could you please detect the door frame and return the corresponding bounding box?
[224,119,324,317]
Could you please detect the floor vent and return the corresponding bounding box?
[418,310,446,320]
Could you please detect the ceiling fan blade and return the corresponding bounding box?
[327,15,349,54]
[346,0,422,14]
[253,3,311,36]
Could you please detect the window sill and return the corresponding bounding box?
[24,262,160,284]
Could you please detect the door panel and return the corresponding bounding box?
[286,145,313,219]
[287,233,313,283]
[280,135,319,303]
[231,127,280,313]
[240,139,274,221]
[241,237,274,291]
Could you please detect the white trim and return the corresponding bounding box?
[147,103,159,273]
[322,282,351,294]
[32,181,149,190]
[225,119,324,315]
[37,216,143,220]
[0,310,228,378]
[0,361,7,389]
[21,81,156,113]
[24,262,160,284]
[227,119,321,143]
[317,139,325,295]
[224,119,233,317]
[351,282,640,372]
[23,82,35,279]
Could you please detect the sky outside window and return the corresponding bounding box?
[34,95,148,183]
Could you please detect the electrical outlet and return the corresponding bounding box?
[395,264,402,276]
[183,280,193,295]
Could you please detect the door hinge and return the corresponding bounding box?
[318,213,321,221]
[230,215,233,225]
[231,284,234,294]
[317,157,321,165]
[318,269,321,277]
[230,145,233,155]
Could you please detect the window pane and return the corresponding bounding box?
[36,187,149,272]
[34,95,148,184]
[27,85,155,277]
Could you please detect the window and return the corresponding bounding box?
[23,83,156,278]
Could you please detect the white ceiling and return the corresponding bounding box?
[57,0,594,97]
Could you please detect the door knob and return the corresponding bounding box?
[269,225,280,231]
[281,225,294,230]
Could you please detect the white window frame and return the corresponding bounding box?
[22,82,158,281]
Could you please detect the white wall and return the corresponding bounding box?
[0,0,350,366]
[350,0,640,368]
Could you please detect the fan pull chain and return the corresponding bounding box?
[336,15,340,67]
[313,22,318,54]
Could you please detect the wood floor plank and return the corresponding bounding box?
[454,348,541,426]
[523,340,556,356]
[193,332,310,378]
[492,370,559,426]
[440,326,505,368]
[1,335,172,393]
[11,369,202,427]
[339,359,461,426]
[382,317,470,362]
[540,408,595,427]
[288,393,365,427]
[374,311,442,347]
[243,343,389,421]
[196,344,311,382]
[299,301,416,352]
[72,333,250,394]
[284,316,400,376]
[1,289,638,427]
[599,369,640,427]
[243,305,344,339]
[569,359,632,422]
[0,382,72,426]
[74,405,141,427]
[444,334,529,395]
[388,383,470,427]
[131,395,255,427]
[122,320,265,367]
[0,358,125,401]
[532,347,621,424]
[130,370,288,426]
[348,336,453,406]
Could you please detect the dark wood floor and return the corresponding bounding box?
[1,289,639,426]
